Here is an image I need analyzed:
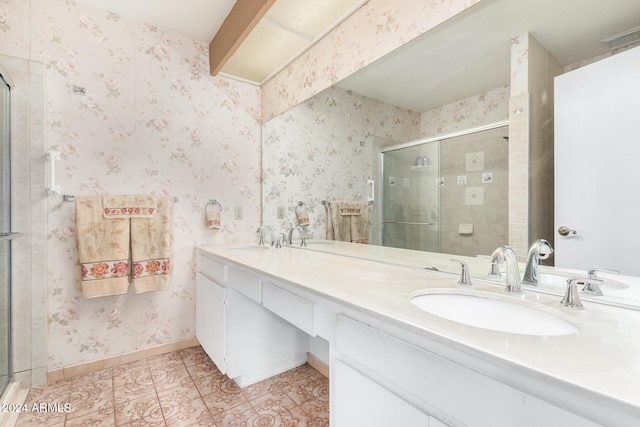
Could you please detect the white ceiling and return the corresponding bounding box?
[76,0,236,43]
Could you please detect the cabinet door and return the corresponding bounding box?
[195,272,227,373]
[333,360,429,427]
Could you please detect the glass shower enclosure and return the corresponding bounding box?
[0,73,13,395]
[381,125,509,258]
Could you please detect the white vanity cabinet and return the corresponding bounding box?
[196,245,640,426]
[196,250,309,387]
[332,314,601,427]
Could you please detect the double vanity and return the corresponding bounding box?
[195,240,640,426]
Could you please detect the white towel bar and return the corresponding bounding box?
[62,195,180,203]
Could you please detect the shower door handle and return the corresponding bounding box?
[0,232,22,241]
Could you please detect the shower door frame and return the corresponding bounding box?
[0,72,12,396]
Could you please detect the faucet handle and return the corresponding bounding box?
[560,278,585,310]
[587,268,620,279]
[450,259,473,287]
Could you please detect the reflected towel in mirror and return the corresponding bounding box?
[325,200,369,244]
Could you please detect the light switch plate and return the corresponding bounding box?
[277,206,285,219]
[234,206,243,220]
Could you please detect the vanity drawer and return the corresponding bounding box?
[263,281,317,336]
[335,314,431,392]
[228,267,262,303]
[196,251,227,284]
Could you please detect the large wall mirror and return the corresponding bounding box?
[261,0,640,283]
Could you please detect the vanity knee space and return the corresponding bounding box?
[195,251,310,387]
[196,250,334,388]
[262,281,318,336]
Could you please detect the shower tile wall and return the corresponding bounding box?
[0,55,47,387]
[438,128,509,257]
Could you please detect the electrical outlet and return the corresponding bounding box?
[234,206,243,220]
[277,206,285,219]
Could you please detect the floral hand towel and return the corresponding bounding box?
[103,194,157,218]
[131,196,174,294]
[75,195,130,298]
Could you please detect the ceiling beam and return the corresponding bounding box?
[209,0,277,76]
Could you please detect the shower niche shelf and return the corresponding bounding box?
[410,165,434,172]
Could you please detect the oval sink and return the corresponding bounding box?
[410,290,578,336]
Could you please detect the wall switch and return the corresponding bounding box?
[234,206,243,220]
[277,206,285,219]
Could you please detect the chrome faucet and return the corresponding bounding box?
[581,268,620,296]
[256,225,277,246]
[287,225,307,246]
[491,245,523,294]
[522,239,554,286]
[450,259,473,287]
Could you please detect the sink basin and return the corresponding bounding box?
[227,245,270,252]
[410,290,578,336]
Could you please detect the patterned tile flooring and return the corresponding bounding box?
[15,346,329,427]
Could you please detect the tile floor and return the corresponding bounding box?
[15,346,329,427]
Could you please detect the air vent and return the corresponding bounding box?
[602,26,640,49]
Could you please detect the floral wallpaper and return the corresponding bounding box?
[421,86,510,138]
[1,0,261,371]
[262,86,420,238]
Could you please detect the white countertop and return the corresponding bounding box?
[197,241,640,419]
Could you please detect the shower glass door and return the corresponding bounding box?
[0,73,11,395]
[382,142,440,252]
[381,125,509,258]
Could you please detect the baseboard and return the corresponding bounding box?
[307,352,329,378]
[47,337,198,383]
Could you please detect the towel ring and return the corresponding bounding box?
[295,201,308,213]
[205,199,222,212]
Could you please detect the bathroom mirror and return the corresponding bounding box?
[261,0,640,305]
